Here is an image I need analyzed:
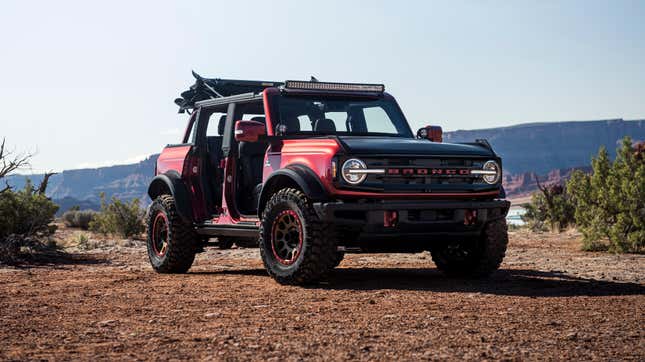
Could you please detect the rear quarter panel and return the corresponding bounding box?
[156,145,191,176]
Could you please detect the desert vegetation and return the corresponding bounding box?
[524,137,644,253]
[0,139,146,263]
[88,192,145,239]
[0,139,59,263]
[62,207,97,230]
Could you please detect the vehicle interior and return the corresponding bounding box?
[200,108,228,216]
[273,96,412,137]
[199,101,268,217]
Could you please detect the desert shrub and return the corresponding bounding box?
[62,209,97,230]
[0,139,59,263]
[76,233,90,250]
[523,183,575,232]
[0,180,59,239]
[567,137,645,253]
[0,181,59,263]
[89,193,145,238]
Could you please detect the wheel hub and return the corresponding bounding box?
[271,210,303,265]
[152,212,169,257]
[442,241,474,261]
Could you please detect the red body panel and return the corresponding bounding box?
[157,144,208,221]
[263,88,278,136]
[265,139,340,192]
[156,145,191,176]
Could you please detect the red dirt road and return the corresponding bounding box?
[1,231,644,360]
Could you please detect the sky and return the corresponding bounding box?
[1,0,644,172]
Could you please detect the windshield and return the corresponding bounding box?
[272,95,413,137]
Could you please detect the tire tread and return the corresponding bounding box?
[146,195,197,273]
[259,188,337,285]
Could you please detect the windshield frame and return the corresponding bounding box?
[265,90,414,138]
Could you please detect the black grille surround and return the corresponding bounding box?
[336,156,502,194]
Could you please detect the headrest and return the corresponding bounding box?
[250,116,266,124]
[281,116,301,133]
[314,118,336,133]
[217,115,227,135]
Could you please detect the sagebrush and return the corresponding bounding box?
[90,193,145,238]
[62,209,97,230]
[0,179,59,263]
[0,180,59,238]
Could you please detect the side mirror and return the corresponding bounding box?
[234,120,266,142]
[417,125,443,142]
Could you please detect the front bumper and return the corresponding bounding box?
[313,199,510,239]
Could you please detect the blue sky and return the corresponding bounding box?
[1,0,644,172]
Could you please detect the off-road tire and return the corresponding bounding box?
[431,218,508,277]
[259,188,337,285]
[146,195,197,273]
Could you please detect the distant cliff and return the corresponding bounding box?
[502,166,592,199]
[7,118,644,212]
[444,118,644,174]
[8,155,159,213]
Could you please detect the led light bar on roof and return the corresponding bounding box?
[284,80,385,93]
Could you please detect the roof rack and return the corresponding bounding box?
[175,72,386,113]
[174,71,282,113]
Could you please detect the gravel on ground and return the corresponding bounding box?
[1,230,643,360]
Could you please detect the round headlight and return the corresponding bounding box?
[482,160,501,184]
[341,158,367,185]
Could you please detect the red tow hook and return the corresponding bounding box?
[464,210,477,225]
[384,211,398,228]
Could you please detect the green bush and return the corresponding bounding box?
[62,209,97,230]
[523,183,575,232]
[89,193,145,238]
[76,233,90,250]
[567,137,644,253]
[0,180,59,263]
[0,180,59,239]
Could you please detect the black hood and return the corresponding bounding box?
[338,136,495,157]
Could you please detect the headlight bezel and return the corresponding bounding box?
[341,158,368,185]
[481,160,501,185]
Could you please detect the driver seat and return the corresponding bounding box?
[238,116,268,211]
[314,118,336,133]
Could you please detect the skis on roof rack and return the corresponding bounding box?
[174,71,283,113]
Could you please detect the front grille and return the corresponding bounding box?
[347,157,492,193]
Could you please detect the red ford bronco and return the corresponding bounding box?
[146,72,510,285]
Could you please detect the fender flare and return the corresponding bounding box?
[147,171,193,223]
[258,164,328,217]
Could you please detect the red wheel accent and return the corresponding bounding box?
[270,210,303,265]
[151,212,169,257]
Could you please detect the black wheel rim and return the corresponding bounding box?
[271,210,303,265]
[441,241,475,262]
[152,212,169,257]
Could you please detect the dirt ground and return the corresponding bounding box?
[1,229,644,361]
